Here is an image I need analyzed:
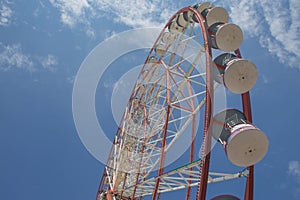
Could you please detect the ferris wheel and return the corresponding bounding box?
[96,2,269,200]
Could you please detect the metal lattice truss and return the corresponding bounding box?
[106,159,249,197]
[99,13,232,199]
[101,22,210,196]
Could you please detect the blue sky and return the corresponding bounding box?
[0,0,300,199]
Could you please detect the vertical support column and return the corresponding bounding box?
[235,49,254,200]
[242,92,254,200]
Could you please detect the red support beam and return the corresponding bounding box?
[242,92,254,200]
[235,49,254,200]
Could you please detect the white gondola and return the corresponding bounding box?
[213,53,258,94]
[182,10,195,24]
[208,22,243,52]
[176,13,188,27]
[168,21,184,34]
[161,32,176,45]
[212,109,268,167]
[155,44,167,57]
[201,7,229,27]
[192,2,213,22]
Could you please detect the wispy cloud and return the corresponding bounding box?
[49,0,98,38]
[40,54,58,72]
[288,160,300,198]
[288,160,300,183]
[49,0,176,29]
[0,43,58,73]
[49,0,92,27]
[0,1,13,26]
[92,0,176,28]
[66,75,75,84]
[0,43,35,72]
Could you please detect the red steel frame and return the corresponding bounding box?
[235,49,254,200]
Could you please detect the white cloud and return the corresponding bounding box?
[227,0,264,37]
[288,160,300,183]
[49,0,97,38]
[262,74,269,84]
[49,0,176,29]
[0,43,59,73]
[85,28,96,39]
[67,75,75,84]
[0,1,13,26]
[0,43,35,72]
[49,0,92,27]
[259,0,300,68]
[40,54,58,72]
[288,160,300,198]
[93,0,176,28]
